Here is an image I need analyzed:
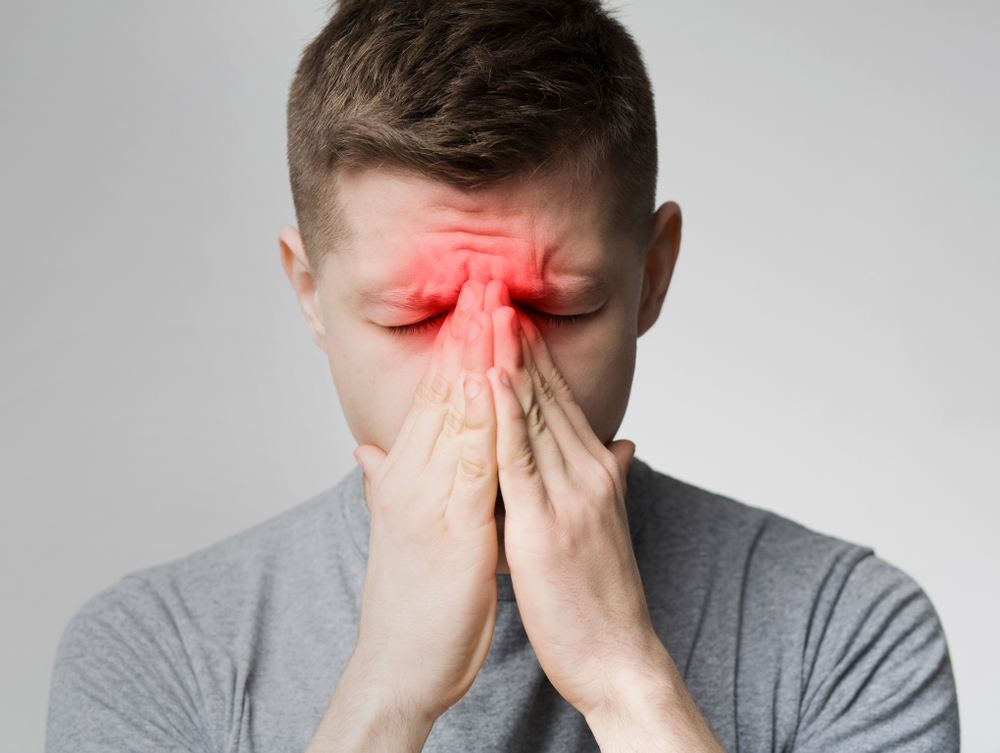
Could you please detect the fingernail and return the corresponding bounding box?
[467,317,482,342]
[500,284,511,307]
[458,285,477,311]
[465,376,482,400]
[499,368,511,388]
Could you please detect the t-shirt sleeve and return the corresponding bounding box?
[46,576,216,753]
[793,554,959,752]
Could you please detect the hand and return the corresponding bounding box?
[484,290,649,713]
[308,280,500,751]
[485,283,724,751]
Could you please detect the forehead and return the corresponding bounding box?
[327,167,633,310]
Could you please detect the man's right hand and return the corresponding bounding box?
[306,280,500,752]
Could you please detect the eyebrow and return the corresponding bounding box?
[361,289,457,313]
[514,278,610,309]
[361,277,610,313]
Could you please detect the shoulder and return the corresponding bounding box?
[144,466,364,591]
[628,456,950,658]
[57,465,365,650]
[47,468,366,752]
[627,457,872,591]
[627,457,959,752]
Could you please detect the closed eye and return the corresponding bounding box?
[384,307,587,337]
[521,308,586,327]
[385,310,449,337]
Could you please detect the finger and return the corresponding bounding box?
[486,366,552,521]
[353,443,388,481]
[484,279,511,314]
[413,296,494,478]
[408,310,451,412]
[433,280,483,384]
[397,304,473,474]
[491,307,568,476]
[446,372,499,533]
[450,279,486,340]
[516,311,606,458]
[386,308,456,466]
[462,310,494,375]
[517,313,627,494]
[353,443,388,514]
[387,281,487,480]
[491,306,522,376]
[509,309,588,465]
[605,439,636,498]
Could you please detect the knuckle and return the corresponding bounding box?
[595,447,619,475]
[589,463,622,505]
[456,453,493,484]
[422,373,453,408]
[598,466,619,499]
[524,398,547,436]
[411,380,429,408]
[441,407,465,439]
[529,365,556,406]
[547,367,575,403]
[509,439,538,476]
[537,378,556,406]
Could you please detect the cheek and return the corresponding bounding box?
[325,326,432,451]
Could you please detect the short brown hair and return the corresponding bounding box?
[287,0,657,272]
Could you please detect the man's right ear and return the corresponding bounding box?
[279,225,329,354]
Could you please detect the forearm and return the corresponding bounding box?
[585,641,726,753]
[305,654,436,753]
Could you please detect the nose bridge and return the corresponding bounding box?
[464,254,502,285]
[461,244,541,289]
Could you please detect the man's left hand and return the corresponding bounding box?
[484,282,724,752]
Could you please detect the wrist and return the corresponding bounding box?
[306,651,438,753]
[584,640,724,753]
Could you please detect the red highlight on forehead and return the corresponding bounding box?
[401,232,541,291]
[337,167,619,322]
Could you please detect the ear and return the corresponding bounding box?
[636,201,682,337]
[279,225,329,353]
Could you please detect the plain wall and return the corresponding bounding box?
[1,1,997,751]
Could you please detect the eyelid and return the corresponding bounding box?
[384,302,591,337]
[384,310,449,336]
[522,308,586,327]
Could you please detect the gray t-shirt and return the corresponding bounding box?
[46,459,959,752]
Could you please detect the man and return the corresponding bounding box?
[47,1,959,750]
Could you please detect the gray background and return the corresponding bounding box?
[1,1,997,751]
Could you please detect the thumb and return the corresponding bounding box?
[447,372,499,532]
[353,444,388,482]
[605,439,636,496]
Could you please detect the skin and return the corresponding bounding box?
[281,167,723,751]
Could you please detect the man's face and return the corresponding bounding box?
[285,167,672,457]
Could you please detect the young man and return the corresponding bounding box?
[47,1,959,751]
